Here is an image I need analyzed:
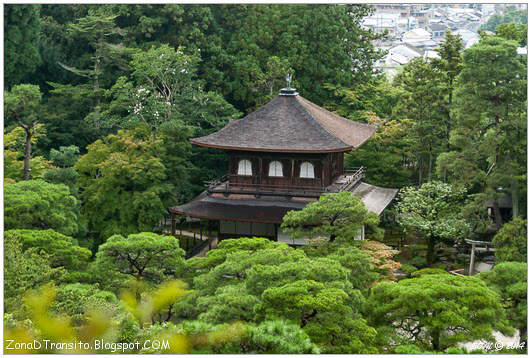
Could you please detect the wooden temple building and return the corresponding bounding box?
[169,86,398,245]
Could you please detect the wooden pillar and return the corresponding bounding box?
[291,159,295,185]
[469,243,476,276]
[321,158,326,187]
[170,212,176,236]
[200,220,203,241]
[189,219,195,239]
[258,157,263,184]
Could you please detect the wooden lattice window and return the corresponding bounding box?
[268,161,283,177]
[300,162,315,178]
[237,159,252,176]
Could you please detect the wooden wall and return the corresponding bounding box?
[227,151,345,188]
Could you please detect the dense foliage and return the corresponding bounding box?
[93,232,186,285]
[395,181,469,264]
[492,217,527,263]
[4,229,91,271]
[366,274,512,351]
[480,262,527,340]
[75,125,190,242]
[281,192,383,242]
[4,180,79,236]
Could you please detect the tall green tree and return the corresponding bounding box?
[43,145,80,196]
[436,36,527,226]
[57,8,130,105]
[202,4,383,111]
[393,58,447,183]
[4,5,42,88]
[4,126,52,182]
[432,31,464,154]
[395,181,469,264]
[45,6,134,146]
[103,44,240,193]
[5,84,44,180]
[107,5,214,51]
[34,6,100,151]
[75,125,191,241]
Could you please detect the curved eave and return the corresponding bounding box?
[189,140,354,153]
[168,209,282,224]
[350,134,374,150]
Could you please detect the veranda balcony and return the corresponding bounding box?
[205,167,365,199]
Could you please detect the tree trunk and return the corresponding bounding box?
[511,181,519,219]
[447,79,453,151]
[427,237,436,265]
[418,157,423,185]
[23,127,32,180]
[492,200,503,230]
[428,151,433,182]
[520,327,527,346]
[509,157,519,219]
[431,329,441,351]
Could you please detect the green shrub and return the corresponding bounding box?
[411,268,449,278]
[409,255,428,268]
[399,264,418,277]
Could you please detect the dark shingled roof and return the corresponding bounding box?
[169,191,308,223]
[190,94,377,153]
[170,182,398,223]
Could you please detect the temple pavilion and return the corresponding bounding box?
[169,86,398,245]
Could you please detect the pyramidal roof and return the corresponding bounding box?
[190,90,377,153]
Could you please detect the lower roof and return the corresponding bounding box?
[169,182,398,223]
[351,182,399,215]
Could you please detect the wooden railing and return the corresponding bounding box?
[337,167,365,192]
[205,167,365,198]
[207,175,325,197]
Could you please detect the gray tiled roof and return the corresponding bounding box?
[190,94,377,153]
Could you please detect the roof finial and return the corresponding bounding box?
[280,73,298,96]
